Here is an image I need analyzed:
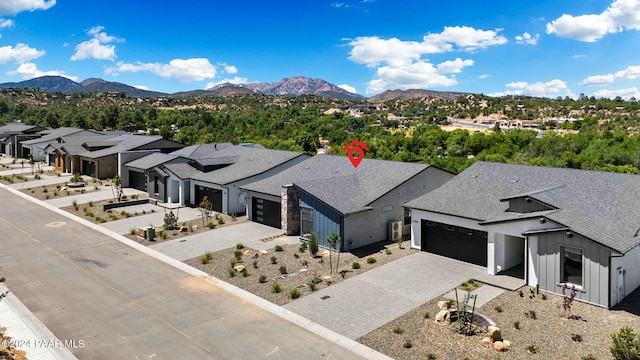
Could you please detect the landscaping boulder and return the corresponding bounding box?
[434,310,451,325]
[321,250,330,257]
[137,227,146,238]
[179,226,188,232]
[191,224,198,232]
[259,250,269,255]
[488,326,502,342]
[438,300,451,310]
[234,265,245,272]
[481,337,492,344]
[493,341,509,352]
[244,250,253,257]
[154,227,163,235]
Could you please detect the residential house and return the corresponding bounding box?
[0,122,45,158]
[404,161,640,308]
[156,143,308,214]
[122,152,189,201]
[20,127,101,163]
[242,155,453,251]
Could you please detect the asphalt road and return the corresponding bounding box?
[0,188,366,360]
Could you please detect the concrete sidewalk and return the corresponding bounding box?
[0,283,77,360]
[0,166,55,177]
[149,222,292,261]
[284,252,491,339]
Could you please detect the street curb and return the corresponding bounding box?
[0,283,78,360]
[1,183,393,360]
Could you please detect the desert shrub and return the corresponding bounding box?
[235,243,244,249]
[227,268,236,278]
[366,256,377,264]
[385,248,392,255]
[279,265,287,274]
[130,228,136,235]
[403,340,412,349]
[352,261,361,269]
[233,249,243,261]
[274,245,283,252]
[513,321,521,330]
[293,253,299,259]
[308,233,319,257]
[308,282,318,291]
[572,333,583,342]
[393,327,405,334]
[525,310,537,320]
[164,210,179,230]
[299,242,307,253]
[301,260,309,267]
[290,288,300,299]
[610,326,640,360]
[526,345,538,354]
[270,283,282,293]
[258,275,267,283]
[426,354,437,360]
[217,217,225,225]
[423,312,430,319]
[252,260,258,268]
[200,252,213,264]
[494,305,503,313]
[270,256,277,264]
[207,221,216,229]
[241,268,250,277]
[95,217,106,223]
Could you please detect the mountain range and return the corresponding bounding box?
[0,75,470,102]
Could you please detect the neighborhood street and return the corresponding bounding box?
[0,188,368,360]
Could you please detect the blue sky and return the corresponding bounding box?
[0,0,639,99]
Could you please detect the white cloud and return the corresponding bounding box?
[478,74,491,79]
[580,74,615,86]
[107,58,218,83]
[592,87,640,100]
[436,58,474,74]
[205,77,250,89]
[515,32,540,45]
[338,84,357,93]
[331,2,350,8]
[8,62,77,81]
[219,63,237,74]
[580,64,640,86]
[546,0,640,42]
[422,26,508,52]
[0,0,55,15]
[133,85,149,90]
[615,64,640,79]
[348,27,504,94]
[490,79,571,98]
[0,43,44,64]
[0,18,14,28]
[71,26,124,61]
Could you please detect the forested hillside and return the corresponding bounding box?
[2,87,640,174]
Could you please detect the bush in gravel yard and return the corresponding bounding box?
[270,283,282,293]
[423,312,430,319]
[525,310,537,320]
[235,243,244,250]
[290,287,300,299]
[200,252,213,264]
[299,242,307,253]
[526,345,538,354]
[427,354,437,360]
[308,282,318,291]
[241,268,250,277]
[385,248,392,255]
[217,217,225,225]
[95,217,106,223]
[274,245,283,252]
[513,321,521,330]
[494,305,503,313]
[610,326,640,360]
[252,261,258,268]
[207,221,216,229]
[352,261,361,269]
[258,275,267,283]
[581,355,597,360]
[227,268,236,278]
[366,256,377,264]
[572,333,583,342]
[279,265,287,274]
[403,339,412,349]
[308,233,319,257]
[270,256,277,264]
[233,249,243,261]
[393,327,405,334]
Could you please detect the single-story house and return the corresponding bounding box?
[20,127,101,163]
[50,133,184,178]
[242,155,454,251]
[404,161,640,308]
[122,152,189,201]
[156,143,308,214]
[0,122,45,158]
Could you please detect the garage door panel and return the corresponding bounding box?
[252,197,281,229]
[128,170,146,192]
[422,220,487,267]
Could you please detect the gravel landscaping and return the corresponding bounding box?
[61,194,149,224]
[185,240,416,306]
[20,181,108,200]
[358,284,640,360]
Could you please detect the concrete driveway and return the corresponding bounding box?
[284,252,489,339]
[149,222,293,261]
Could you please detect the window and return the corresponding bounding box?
[562,246,583,286]
[301,208,313,238]
[404,208,411,224]
[153,176,159,194]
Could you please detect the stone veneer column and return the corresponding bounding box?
[281,184,300,235]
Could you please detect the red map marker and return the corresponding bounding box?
[342,140,369,168]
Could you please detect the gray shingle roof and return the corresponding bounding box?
[0,122,39,134]
[170,143,234,159]
[20,127,89,145]
[80,134,164,159]
[162,145,305,185]
[124,152,181,170]
[404,161,640,253]
[242,155,432,215]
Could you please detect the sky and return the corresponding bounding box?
[0,0,639,99]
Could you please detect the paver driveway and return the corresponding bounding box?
[284,252,489,339]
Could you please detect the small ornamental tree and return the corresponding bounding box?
[198,195,213,226]
[163,210,179,230]
[326,231,342,274]
[111,174,123,202]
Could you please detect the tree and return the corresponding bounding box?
[198,196,213,226]
[111,174,123,202]
[163,210,179,230]
[326,231,342,274]
[308,233,319,258]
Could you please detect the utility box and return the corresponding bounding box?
[146,226,155,241]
